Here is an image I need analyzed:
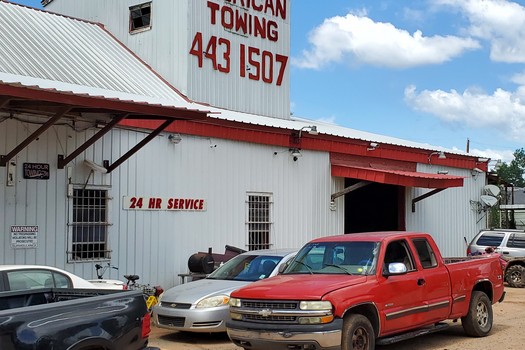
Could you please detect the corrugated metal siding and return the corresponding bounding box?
[45,0,191,97]
[0,116,343,288]
[405,164,487,257]
[0,1,187,102]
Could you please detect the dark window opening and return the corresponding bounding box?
[344,180,404,233]
[130,2,152,33]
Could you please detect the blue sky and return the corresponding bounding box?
[11,0,525,164]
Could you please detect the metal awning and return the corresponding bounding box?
[0,80,209,171]
[330,162,464,212]
[331,164,464,189]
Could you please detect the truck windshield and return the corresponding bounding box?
[284,241,379,275]
[207,254,282,281]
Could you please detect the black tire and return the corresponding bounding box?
[506,265,525,288]
[341,314,375,350]
[461,291,493,337]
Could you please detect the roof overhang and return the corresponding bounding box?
[330,153,465,212]
[331,164,464,189]
[0,82,210,171]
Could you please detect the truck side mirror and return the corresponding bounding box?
[383,262,407,277]
[278,263,287,274]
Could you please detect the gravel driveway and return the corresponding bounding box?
[149,286,524,350]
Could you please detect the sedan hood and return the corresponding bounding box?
[161,278,250,304]
[231,274,367,300]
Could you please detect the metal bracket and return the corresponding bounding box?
[1,107,70,167]
[57,114,128,169]
[104,118,175,174]
[331,181,372,201]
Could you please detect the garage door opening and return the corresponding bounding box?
[344,178,405,233]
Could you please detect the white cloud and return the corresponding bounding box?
[292,13,480,69]
[404,85,525,141]
[435,0,525,63]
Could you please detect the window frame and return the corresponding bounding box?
[245,192,273,251]
[67,186,112,262]
[412,238,438,269]
[129,2,152,34]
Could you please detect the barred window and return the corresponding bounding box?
[246,193,272,250]
[129,2,152,33]
[68,189,111,261]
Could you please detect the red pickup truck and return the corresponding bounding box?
[226,231,505,350]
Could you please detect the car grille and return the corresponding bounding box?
[158,315,185,327]
[241,301,298,310]
[160,302,191,309]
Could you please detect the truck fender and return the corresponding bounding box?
[67,337,115,350]
[341,302,380,338]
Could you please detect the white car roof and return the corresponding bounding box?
[0,264,97,289]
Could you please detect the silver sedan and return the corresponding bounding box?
[152,248,296,333]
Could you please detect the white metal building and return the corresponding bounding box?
[0,1,491,288]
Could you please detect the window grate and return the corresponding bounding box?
[129,2,152,33]
[68,189,111,261]
[247,194,272,250]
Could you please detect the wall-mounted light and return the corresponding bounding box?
[428,151,446,164]
[367,142,379,151]
[437,170,449,175]
[168,133,182,144]
[291,125,319,145]
[289,148,302,161]
[298,125,318,138]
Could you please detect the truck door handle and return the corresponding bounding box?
[417,278,425,286]
[502,252,509,255]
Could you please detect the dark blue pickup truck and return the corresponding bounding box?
[0,288,159,350]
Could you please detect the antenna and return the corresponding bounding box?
[480,195,498,208]
[484,184,501,197]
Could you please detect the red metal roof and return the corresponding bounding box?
[331,164,464,188]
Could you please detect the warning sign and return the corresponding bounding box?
[11,225,38,248]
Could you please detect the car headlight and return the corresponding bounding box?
[299,301,332,310]
[229,297,241,307]
[196,295,230,308]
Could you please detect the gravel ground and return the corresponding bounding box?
[148,286,524,350]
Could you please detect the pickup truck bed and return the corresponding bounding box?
[0,288,158,350]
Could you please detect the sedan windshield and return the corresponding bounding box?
[207,254,282,281]
[284,241,379,275]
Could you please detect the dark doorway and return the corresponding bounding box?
[344,179,405,233]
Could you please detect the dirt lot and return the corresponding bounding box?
[148,286,524,350]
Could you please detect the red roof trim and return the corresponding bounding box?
[0,84,207,120]
[120,119,485,172]
[331,164,464,188]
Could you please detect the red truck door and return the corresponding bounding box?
[379,239,430,334]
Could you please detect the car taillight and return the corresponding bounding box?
[141,312,151,339]
[122,285,128,290]
[466,247,471,256]
[154,286,164,297]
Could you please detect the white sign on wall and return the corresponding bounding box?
[11,225,38,248]
[122,196,207,211]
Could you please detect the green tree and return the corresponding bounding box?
[496,148,525,187]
